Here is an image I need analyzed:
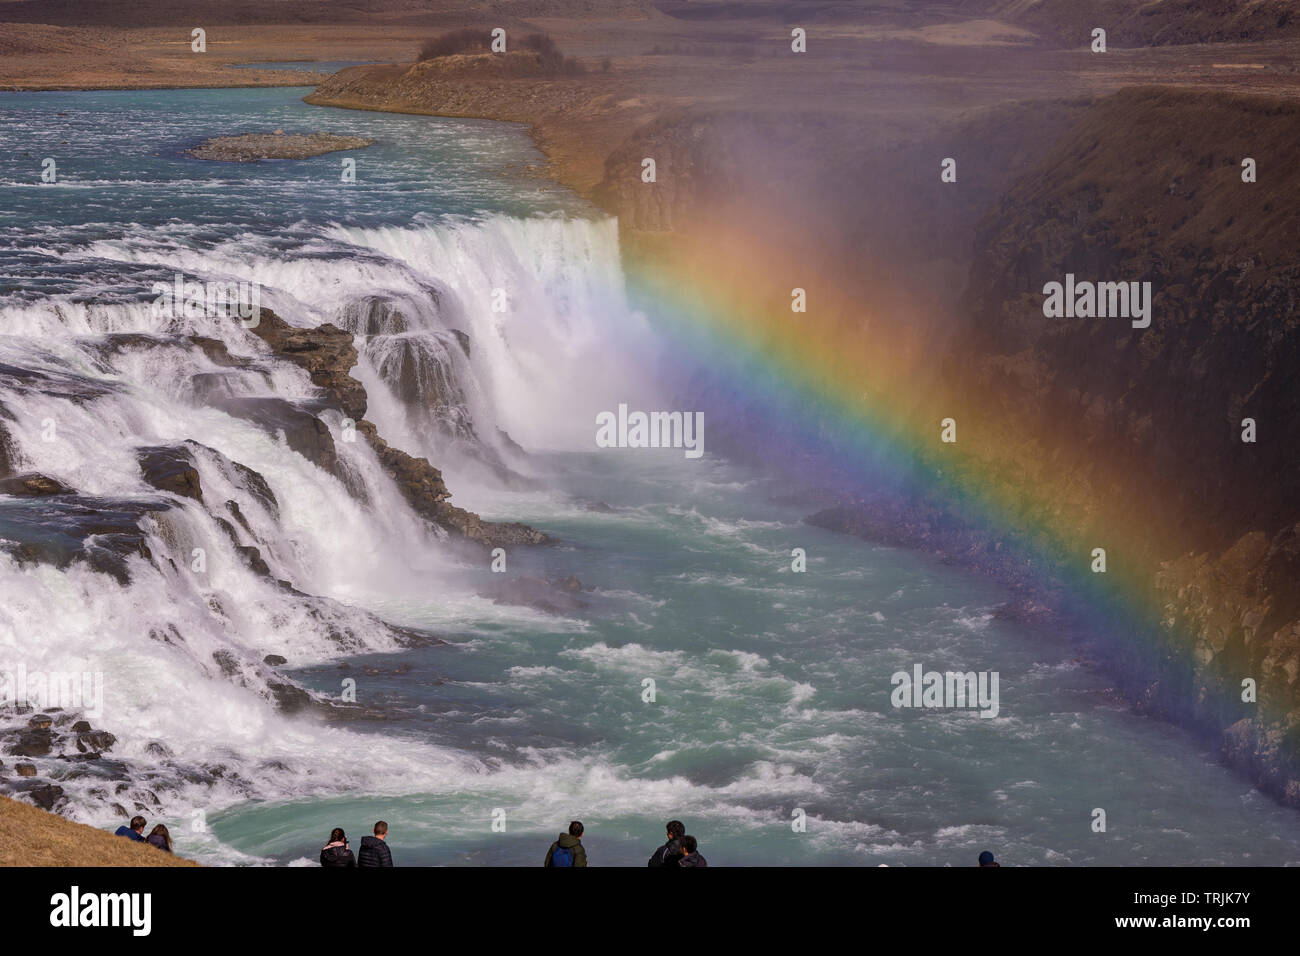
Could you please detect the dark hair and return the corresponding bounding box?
[374,821,388,836]
[666,820,685,839]
[568,821,584,837]
[682,835,698,853]
[329,827,347,844]
[130,816,146,832]
[148,824,172,851]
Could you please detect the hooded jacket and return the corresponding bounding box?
[543,833,588,867]
[320,841,357,867]
[358,835,393,868]
[678,851,708,868]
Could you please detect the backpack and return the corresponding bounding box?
[551,843,575,867]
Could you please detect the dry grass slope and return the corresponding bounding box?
[0,796,199,867]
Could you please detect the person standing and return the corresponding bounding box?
[320,827,357,867]
[358,820,394,867]
[543,821,588,867]
[648,820,685,867]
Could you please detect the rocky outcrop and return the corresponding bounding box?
[242,309,545,546]
[355,421,546,546]
[0,495,170,584]
[478,575,587,615]
[3,714,117,760]
[0,473,74,497]
[188,131,373,162]
[246,310,367,422]
[137,445,203,500]
[209,395,342,476]
[0,420,17,478]
[1154,529,1300,803]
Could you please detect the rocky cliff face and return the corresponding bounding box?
[949,87,1300,803]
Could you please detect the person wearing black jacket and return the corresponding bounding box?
[677,835,707,868]
[648,820,685,867]
[358,821,394,868]
[320,828,357,867]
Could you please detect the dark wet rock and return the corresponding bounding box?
[355,419,449,501]
[27,715,53,730]
[148,624,184,645]
[15,763,36,777]
[0,473,74,497]
[6,728,55,757]
[479,576,589,615]
[28,783,65,811]
[83,333,174,365]
[496,428,526,457]
[442,504,548,547]
[189,371,240,402]
[0,420,16,478]
[236,545,272,577]
[211,650,241,678]
[0,361,115,403]
[246,309,367,421]
[137,444,204,500]
[210,648,321,715]
[208,395,339,475]
[70,721,91,733]
[354,422,546,545]
[224,499,253,535]
[76,730,116,754]
[0,494,170,584]
[451,328,471,357]
[263,654,288,666]
[338,296,411,336]
[190,335,250,368]
[360,662,413,677]
[145,741,173,758]
[228,461,280,519]
[267,678,313,714]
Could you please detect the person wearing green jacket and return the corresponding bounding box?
[544,821,588,867]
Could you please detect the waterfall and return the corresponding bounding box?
[0,214,652,843]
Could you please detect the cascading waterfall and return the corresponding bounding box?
[0,213,651,856]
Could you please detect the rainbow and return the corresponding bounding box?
[621,214,1244,719]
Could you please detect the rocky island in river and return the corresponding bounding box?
[187,131,373,162]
